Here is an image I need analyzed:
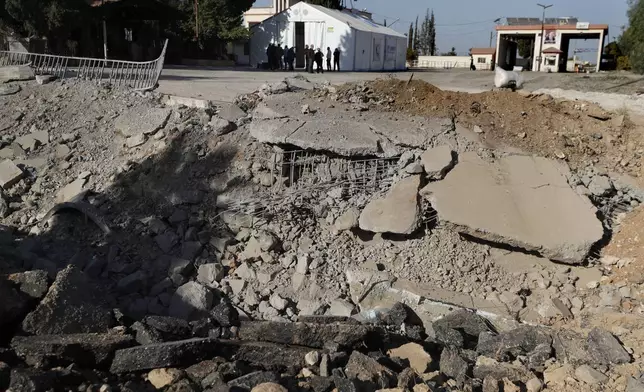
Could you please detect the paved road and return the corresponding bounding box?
[157,65,640,103]
[158,66,504,103]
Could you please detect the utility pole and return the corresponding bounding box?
[102,0,108,59]
[537,3,553,72]
[489,31,493,47]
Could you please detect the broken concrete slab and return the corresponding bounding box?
[22,265,113,335]
[0,65,35,81]
[420,153,604,264]
[359,175,421,235]
[250,117,383,157]
[0,84,20,96]
[210,116,237,136]
[345,351,395,389]
[114,107,172,137]
[55,178,87,203]
[11,333,134,368]
[110,338,219,373]
[217,103,247,123]
[0,159,23,188]
[237,321,375,349]
[420,145,455,180]
[231,341,311,371]
[16,131,49,151]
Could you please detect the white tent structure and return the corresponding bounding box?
[249,2,407,72]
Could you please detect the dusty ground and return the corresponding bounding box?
[1,74,644,391]
[158,66,644,103]
[604,206,644,285]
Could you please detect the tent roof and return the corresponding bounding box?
[300,3,406,38]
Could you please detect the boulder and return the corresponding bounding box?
[345,351,395,390]
[210,116,237,136]
[586,328,630,365]
[10,333,134,368]
[251,382,287,392]
[574,365,607,385]
[477,326,552,362]
[228,371,279,391]
[168,282,213,320]
[359,175,421,235]
[420,153,603,264]
[433,310,492,349]
[22,265,113,335]
[148,368,185,389]
[473,356,535,383]
[439,348,470,382]
[334,208,360,231]
[0,279,31,330]
[388,342,433,374]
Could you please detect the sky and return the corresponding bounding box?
[251,0,631,59]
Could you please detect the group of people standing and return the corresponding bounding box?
[265,43,340,73]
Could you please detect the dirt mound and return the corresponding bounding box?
[348,79,644,181]
[604,206,644,284]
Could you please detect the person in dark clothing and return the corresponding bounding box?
[314,48,324,73]
[333,48,340,71]
[304,45,309,70]
[267,44,277,70]
[283,45,289,70]
[326,47,332,71]
[287,46,295,71]
[276,45,284,70]
[307,45,315,73]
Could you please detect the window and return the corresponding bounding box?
[545,57,556,66]
[477,57,486,64]
[244,42,250,55]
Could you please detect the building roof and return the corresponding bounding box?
[303,3,406,38]
[470,48,496,55]
[542,47,564,54]
[496,24,608,31]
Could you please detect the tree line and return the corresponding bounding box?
[406,9,456,61]
[0,0,340,56]
[619,0,644,73]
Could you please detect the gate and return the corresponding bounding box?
[0,40,168,91]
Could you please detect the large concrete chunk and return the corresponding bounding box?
[115,107,172,137]
[110,338,219,373]
[250,117,382,157]
[0,65,35,81]
[420,145,455,180]
[359,175,421,234]
[237,321,374,349]
[11,333,134,368]
[22,265,113,335]
[420,153,603,263]
[0,159,23,188]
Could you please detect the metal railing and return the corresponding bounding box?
[0,40,168,91]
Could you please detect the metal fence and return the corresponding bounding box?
[0,40,168,91]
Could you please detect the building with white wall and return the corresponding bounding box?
[249,2,407,71]
[470,48,496,70]
[244,0,301,28]
[495,17,608,73]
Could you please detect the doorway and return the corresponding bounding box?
[295,22,305,68]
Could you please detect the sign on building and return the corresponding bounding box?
[576,22,590,30]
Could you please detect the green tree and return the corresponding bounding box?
[441,47,456,56]
[429,10,436,55]
[517,39,533,58]
[4,0,89,38]
[413,15,419,51]
[306,0,343,9]
[621,0,644,73]
[407,23,413,49]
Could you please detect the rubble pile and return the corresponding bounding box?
[0,75,643,391]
